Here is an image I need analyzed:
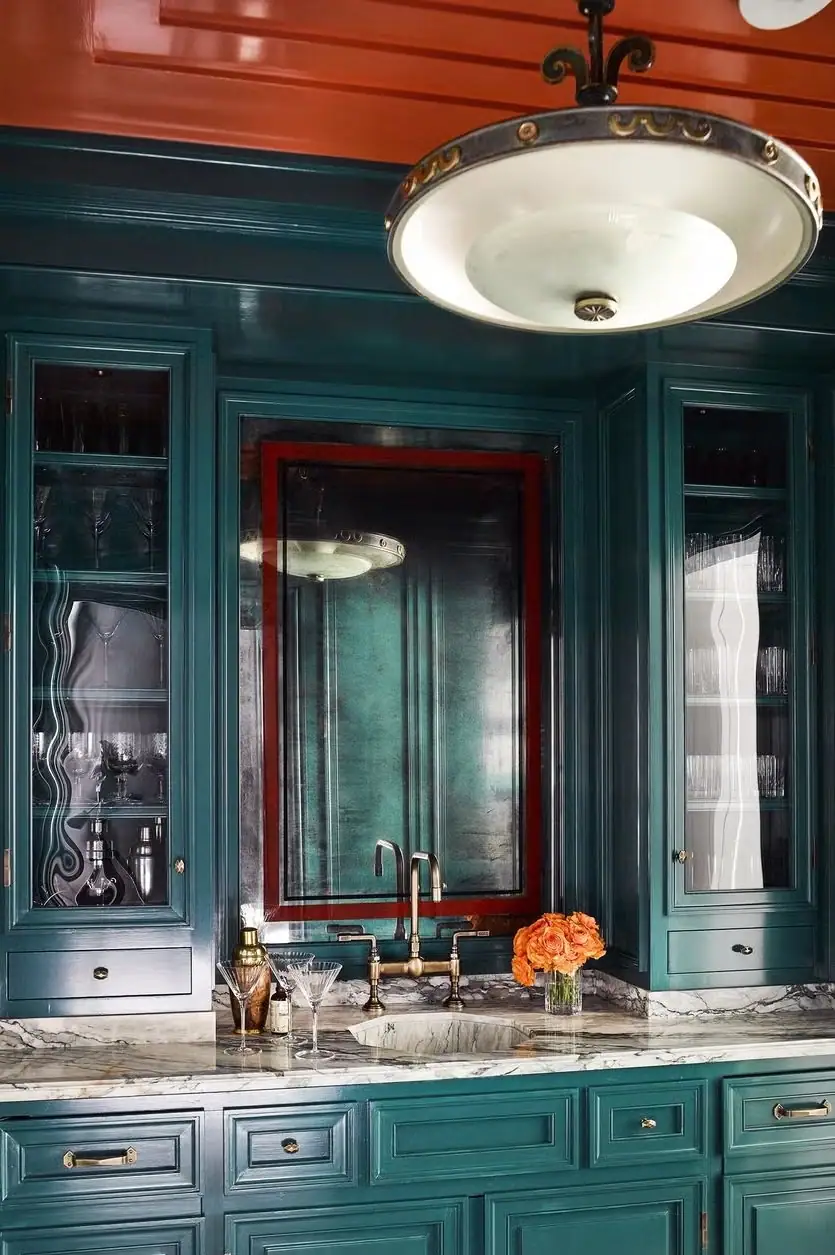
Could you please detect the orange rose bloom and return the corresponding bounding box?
[511,909,605,986]
[512,955,536,986]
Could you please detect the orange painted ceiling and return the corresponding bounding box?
[2,0,835,200]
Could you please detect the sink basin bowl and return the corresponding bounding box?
[347,1012,529,1055]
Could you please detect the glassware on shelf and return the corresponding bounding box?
[140,732,168,802]
[130,488,164,571]
[265,950,314,1046]
[76,818,125,906]
[284,959,342,1061]
[757,534,786,594]
[217,956,271,1057]
[102,734,141,804]
[83,487,112,570]
[756,645,788,696]
[32,731,51,804]
[686,753,788,803]
[90,604,128,687]
[64,733,99,805]
[146,613,167,688]
[33,485,53,565]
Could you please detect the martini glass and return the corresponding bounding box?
[285,960,342,1061]
[217,956,270,1056]
[266,950,314,1046]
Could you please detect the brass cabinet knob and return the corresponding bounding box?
[93,967,108,981]
[640,1117,657,1129]
[281,1138,300,1154]
[174,858,185,874]
[732,944,754,955]
[674,850,692,864]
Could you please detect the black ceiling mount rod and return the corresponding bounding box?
[541,0,655,106]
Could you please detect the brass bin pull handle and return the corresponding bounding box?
[63,1147,138,1169]
[640,1117,657,1129]
[773,1100,832,1120]
[281,1138,300,1155]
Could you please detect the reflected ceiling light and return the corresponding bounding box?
[739,0,833,29]
[385,0,822,335]
[240,532,406,581]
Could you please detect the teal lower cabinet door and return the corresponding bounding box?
[726,1170,835,1255]
[485,1180,704,1255]
[225,1199,467,1255]
[0,1220,202,1255]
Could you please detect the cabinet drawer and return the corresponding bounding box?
[225,1103,358,1193]
[0,1112,200,1206]
[369,1089,578,1184]
[667,926,814,976]
[0,1220,201,1255]
[589,1080,707,1167]
[6,948,192,1001]
[724,1072,835,1158]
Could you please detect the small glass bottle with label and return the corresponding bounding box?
[268,984,292,1037]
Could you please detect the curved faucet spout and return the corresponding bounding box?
[374,839,406,941]
[409,852,443,957]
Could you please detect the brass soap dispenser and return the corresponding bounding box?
[230,923,271,1035]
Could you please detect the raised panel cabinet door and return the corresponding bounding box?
[225,1198,467,1255]
[0,1219,202,1255]
[485,1180,704,1255]
[726,1170,835,1255]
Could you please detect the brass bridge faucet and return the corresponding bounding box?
[337,850,489,1012]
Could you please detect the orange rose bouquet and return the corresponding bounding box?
[512,911,606,1015]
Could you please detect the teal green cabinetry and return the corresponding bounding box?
[0,1221,202,1255]
[1,330,215,1014]
[484,1179,704,1255]
[601,371,817,989]
[725,1172,835,1255]
[225,1199,468,1255]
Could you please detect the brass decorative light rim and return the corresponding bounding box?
[385,105,822,241]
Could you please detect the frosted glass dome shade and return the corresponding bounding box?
[387,108,821,334]
[240,534,406,581]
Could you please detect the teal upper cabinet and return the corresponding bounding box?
[1,330,215,1014]
[601,371,817,990]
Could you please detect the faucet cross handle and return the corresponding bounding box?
[333,930,385,1014]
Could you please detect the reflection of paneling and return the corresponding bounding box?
[2,1,835,199]
[261,441,544,922]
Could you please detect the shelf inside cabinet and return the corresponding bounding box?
[686,799,789,812]
[34,452,167,472]
[33,569,168,588]
[33,687,166,705]
[33,805,168,820]
[684,484,787,501]
[685,695,789,707]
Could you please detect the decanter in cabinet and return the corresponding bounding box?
[2,332,214,1014]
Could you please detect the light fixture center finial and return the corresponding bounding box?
[542,0,655,106]
[574,294,618,322]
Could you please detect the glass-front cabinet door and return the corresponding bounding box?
[2,333,214,1011]
[667,385,813,912]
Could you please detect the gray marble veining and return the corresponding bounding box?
[0,999,834,1102]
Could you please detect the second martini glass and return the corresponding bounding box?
[285,960,342,1061]
[266,949,314,1045]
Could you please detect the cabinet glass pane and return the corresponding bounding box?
[682,407,792,894]
[34,364,168,457]
[30,364,170,909]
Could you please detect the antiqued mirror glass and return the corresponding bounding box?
[238,420,553,942]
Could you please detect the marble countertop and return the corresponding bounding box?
[0,998,835,1101]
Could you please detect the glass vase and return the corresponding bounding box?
[544,968,582,1016]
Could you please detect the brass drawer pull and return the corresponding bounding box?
[281,1138,300,1154]
[92,967,109,981]
[640,1117,657,1129]
[773,1100,832,1120]
[732,944,754,956]
[63,1147,138,1169]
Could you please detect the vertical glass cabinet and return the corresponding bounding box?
[663,382,815,984]
[1,333,215,1015]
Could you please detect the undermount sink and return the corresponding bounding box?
[347,1012,530,1055]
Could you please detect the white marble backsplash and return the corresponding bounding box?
[587,970,835,1019]
[0,1012,216,1050]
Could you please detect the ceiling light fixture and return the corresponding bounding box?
[739,0,833,30]
[240,531,406,582]
[385,0,822,335]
